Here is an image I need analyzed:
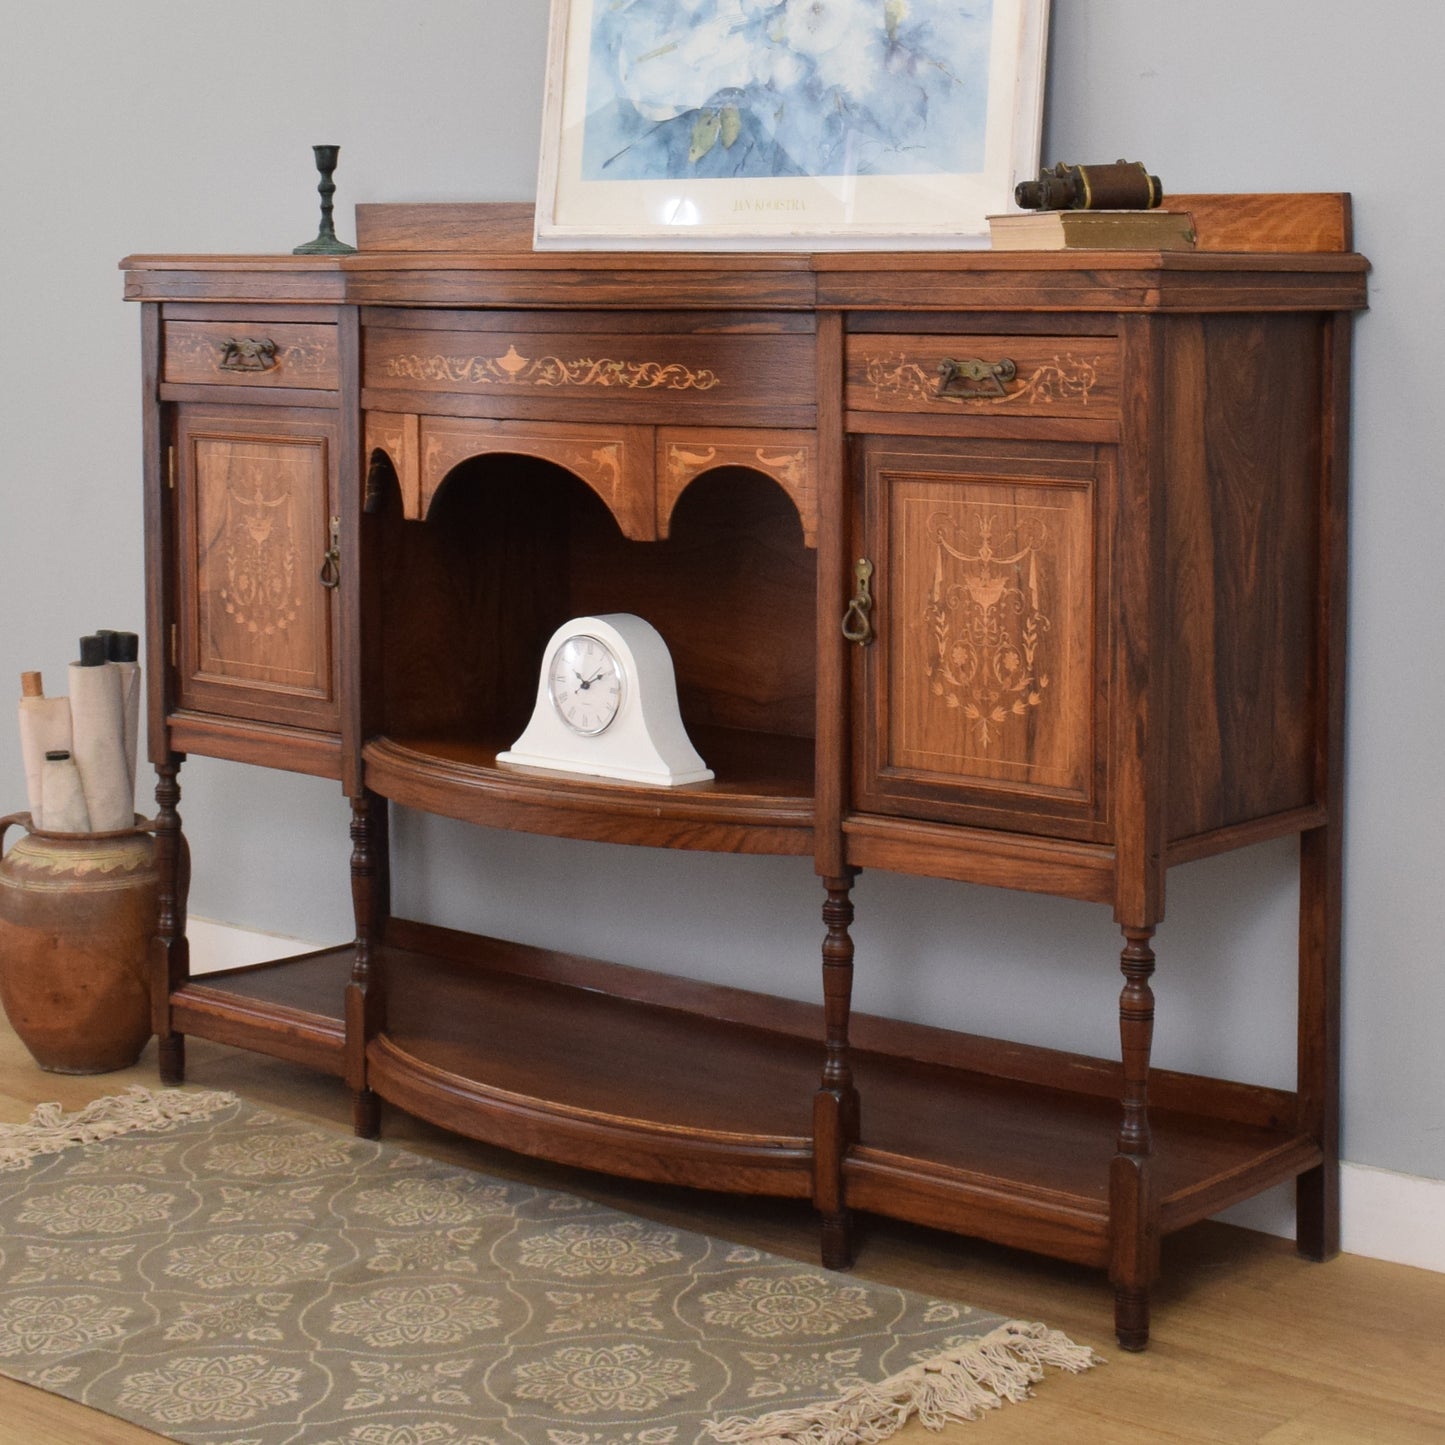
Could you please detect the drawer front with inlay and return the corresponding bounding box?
[364,325,815,424]
[163,321,339,390]
[847,334,1121,421]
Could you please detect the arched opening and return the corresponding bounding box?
[648,466,814,738]
[372,454,816,766]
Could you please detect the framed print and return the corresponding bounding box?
[535,0,1051,251]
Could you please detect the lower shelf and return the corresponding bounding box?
[170,947,350,1075]
[368,936,816,1198]
[846,1060,1320,1267]
[165,921,1322,1270]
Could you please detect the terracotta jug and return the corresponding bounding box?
[0,812,157,1073]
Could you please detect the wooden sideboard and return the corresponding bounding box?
[122,195,1367,1349]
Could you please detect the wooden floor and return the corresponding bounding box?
[2,1023,1443,1444]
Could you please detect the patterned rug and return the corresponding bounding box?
[0,1088,1095,1444]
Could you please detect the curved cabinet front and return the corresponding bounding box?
[363,732,814,855]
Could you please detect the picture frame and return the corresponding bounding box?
[534,0,1051,251]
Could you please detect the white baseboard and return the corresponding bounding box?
[1215,1167,1445,1274]
[186,919,1445,1275]
[186,918,332,975]
[1339,1163,1445,1273]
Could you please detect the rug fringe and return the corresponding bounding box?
[0,1086,238,1171]
[704,1320,1099,1444]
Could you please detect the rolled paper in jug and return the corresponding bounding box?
[102,631,142,805]
[39,749,91,833]
[69,639,132,832]
[17,671,73,822]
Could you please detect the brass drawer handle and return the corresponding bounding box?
[218,337,279,373]
[934,355,1017,400]
[841,558,875,646]
[319,516,341,589]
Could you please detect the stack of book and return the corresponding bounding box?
[988,209,1197,251]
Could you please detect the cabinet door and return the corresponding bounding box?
[852,437,1111,841]
[173,405,340,733]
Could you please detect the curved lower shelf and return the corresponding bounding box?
[369,1037,814,1196]
[368,931,816,1197]
[364,726,814,854]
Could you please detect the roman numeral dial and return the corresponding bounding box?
[547,633,624,735]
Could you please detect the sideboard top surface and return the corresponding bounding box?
[120,195,1368,314]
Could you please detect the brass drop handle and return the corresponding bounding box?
[319,516,341,589]
[218,337,280,372]
[841,557,875,646]
[934,355,1018,400]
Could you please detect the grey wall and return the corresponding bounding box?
[2,2,1440,1186]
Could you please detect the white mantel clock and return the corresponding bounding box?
[497,614,713,787]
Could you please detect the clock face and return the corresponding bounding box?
[547,633,625,735]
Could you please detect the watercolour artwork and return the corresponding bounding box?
[535,0,1050,249]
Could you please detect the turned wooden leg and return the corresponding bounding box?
[352,1084,381,1140]
[152,757,190,1086]
[345,791,390,1139]
[814,871,861,1269]
[1110,925,1160,1351]
[1296,824,1342,1260]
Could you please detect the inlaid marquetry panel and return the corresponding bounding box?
[419,416,656,540]
[854,438,1110,839]
[366,411,423,519]
[847,334,1120,420]
[893,481,1094,787]
[173,407,339,735]
[658,429,818,547]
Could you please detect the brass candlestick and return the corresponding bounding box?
[293,144,356,255]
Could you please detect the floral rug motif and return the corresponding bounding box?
[0,1089,1095,1444]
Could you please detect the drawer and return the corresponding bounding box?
[163,320,339,390]
[364,325,815,423]
[847,334,1121,420]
